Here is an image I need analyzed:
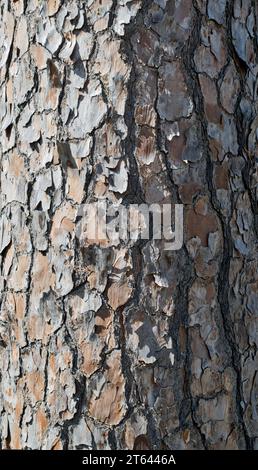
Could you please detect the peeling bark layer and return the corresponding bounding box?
[0,0,258,450]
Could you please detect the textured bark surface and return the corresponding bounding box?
[0,0,258,450]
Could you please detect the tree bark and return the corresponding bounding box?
[0,0,258,450]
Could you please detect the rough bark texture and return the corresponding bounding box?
[0,0,258,450]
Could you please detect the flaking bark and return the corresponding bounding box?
[0,0,258,450]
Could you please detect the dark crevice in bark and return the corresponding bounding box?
[108,0,118,29]
[177,257,205,448]
[242,160,258,238]
[108,428,117,450]
[176,4,210,450]
[24,180,37,347]
[154,47,201,449]
[251,0,258,63]
[226,0,256,449]
[114,62,147,436]
[121,37,145,205]
[226,0,258,239]
[57,65,67,121]
[181,0,252,450]
[4,17,15,83]
[119,0,163,447]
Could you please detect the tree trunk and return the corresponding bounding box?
[0,0,258,450]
